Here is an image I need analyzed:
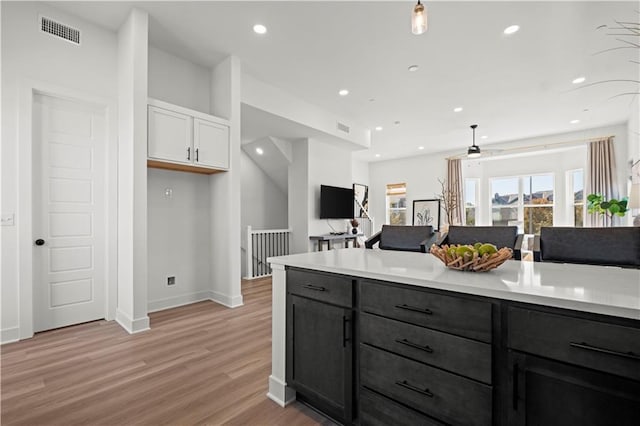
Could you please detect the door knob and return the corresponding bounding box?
[35,239,45,246]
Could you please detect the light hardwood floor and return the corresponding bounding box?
[1,278,335,425]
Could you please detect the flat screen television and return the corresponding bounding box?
[320,185,354,219]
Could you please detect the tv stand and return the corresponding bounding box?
[309,234,359,251]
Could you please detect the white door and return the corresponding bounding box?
[193,118,229,169]
[148,105,192,164]
[33,94,107,332]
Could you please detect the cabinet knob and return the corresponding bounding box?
[35,239,45,246]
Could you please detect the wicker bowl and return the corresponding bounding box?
[430,244,513,272]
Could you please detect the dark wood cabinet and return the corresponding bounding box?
[285,267,640,426]
[508,350,640,426]
[507,306,640,426]
[286,269,354,424]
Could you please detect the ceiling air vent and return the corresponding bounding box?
[40,16,80,45]
[336,122,350,134]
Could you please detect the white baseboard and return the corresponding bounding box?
[267,375,296,407]
[115,309,150,334]
[242,274,272,280]
[209,291,244,308]
[147,291,213,313]
[1,327,20,345]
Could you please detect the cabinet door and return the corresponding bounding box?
[193,118,229,169]
[148,105,192,164]
[508,351,640,426]
[286,294,352,423]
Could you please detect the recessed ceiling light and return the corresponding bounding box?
[503,25,520,35]
[570,119,580,124]
[256,147,264,155]
[375,154,381,158]
[453,107,463,112]
[375,126,383,131]
[253,24,267,34]
[481,135,488,139]
[418,146,424,150]
[572,76,586,84]
[408,65,419,72]
[338,89,349,96]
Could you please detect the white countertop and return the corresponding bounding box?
[268,249,640,320]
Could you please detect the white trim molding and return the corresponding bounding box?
[1,327,21,345]
[267,375,296,407]
[115,309,150,334]
[208,291,244,308]
[147,292,214,313]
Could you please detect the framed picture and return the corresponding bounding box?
[413,199,440,230]
[353,183,369,218]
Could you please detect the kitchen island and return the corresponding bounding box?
[267,249,640,425]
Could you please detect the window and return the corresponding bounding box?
[523,174,554,235]
[386,183,406,225]
[571,169,584,227]
[491,177,519,226]
[491,174,554,234]
[464,179,478,225]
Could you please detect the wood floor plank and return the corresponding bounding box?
[1,278,336,426]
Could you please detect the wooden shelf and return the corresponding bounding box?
[147,159,226,175]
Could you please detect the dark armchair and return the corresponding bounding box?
[365,225,437,253]
[533,227,640,268]
[437,225,523,260]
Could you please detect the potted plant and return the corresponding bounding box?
[586,193,629,219]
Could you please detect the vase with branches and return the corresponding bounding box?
[437,178,460,227]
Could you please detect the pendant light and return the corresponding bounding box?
[467,124,481,158]
[412,1,427,35]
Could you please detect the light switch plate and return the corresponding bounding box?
[1,213,15,226]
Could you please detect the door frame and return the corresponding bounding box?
[18,79,117,339]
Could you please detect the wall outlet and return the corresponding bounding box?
[167,276,176,286]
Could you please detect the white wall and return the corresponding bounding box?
[147,169,212,311]
[308,139,354,240]
[146,46,219,307]
[148,46,210,113]
[240,150,288,277]
[116,8,149,333]
[369,155,447,232]
[1,1,118,342]
[288,140,310,254]
[208,56,243,308]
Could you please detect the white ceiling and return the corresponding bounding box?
[49,1,639,162]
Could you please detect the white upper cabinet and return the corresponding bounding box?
[193,118,229,169]
[147,99,230,172]
[148,106,192,164]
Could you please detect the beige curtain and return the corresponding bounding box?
[447,159,464,225]
[586,137,618,227]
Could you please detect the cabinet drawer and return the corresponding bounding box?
[287,268,352,307]
[508,307,640,381]
[360,387,445,426]
[361,312,492,384]
[360,280,492,342]
[360,345,492,426]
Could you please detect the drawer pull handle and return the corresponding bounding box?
[395,338,433,353]
[569,341,640,361]
[395,380,434,398]
[395,304,433,315]
[303,284,326,292]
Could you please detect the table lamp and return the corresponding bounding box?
[630,183,640,226]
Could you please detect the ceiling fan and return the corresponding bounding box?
[463,124,504,159]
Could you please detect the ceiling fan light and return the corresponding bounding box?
[411,1,427,35]
[467,145,481,158]
[467,123,481,158]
